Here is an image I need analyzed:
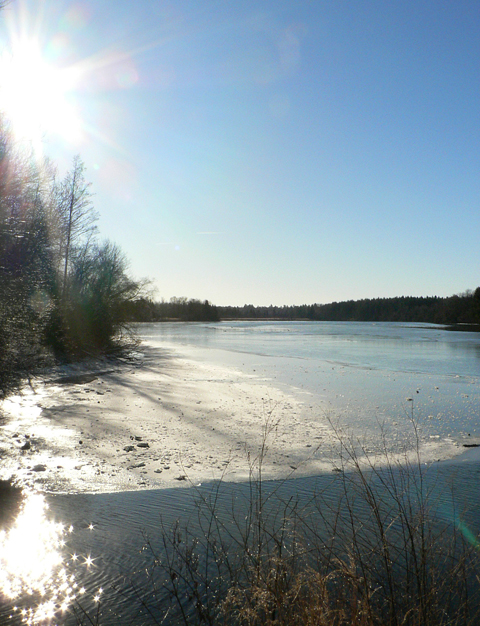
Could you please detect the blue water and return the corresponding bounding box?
[3,463,480,626]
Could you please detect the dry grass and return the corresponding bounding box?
[71,410,480,626]
[143,411,480,626]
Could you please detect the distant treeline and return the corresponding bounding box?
[124,297,220,322]
[219,290,480,325]
[127,289,480,326]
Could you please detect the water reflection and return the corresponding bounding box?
[0,489,99,625]
[1,469,479,626]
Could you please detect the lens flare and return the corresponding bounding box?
[0,4,142,159]
[0,38,82,149]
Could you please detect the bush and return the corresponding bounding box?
[0,128,57,393]
[46,241,144,358]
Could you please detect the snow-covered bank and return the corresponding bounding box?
[0,343,468,494]
[0,346,329,493]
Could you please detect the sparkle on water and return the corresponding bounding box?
[0,490,101,625]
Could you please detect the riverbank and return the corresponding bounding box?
[0,341,473,494]
[0,344,328,493]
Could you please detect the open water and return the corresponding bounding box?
[1,321,480,625]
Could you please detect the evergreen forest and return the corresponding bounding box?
[127,291,480,327]
[218,291,480,325]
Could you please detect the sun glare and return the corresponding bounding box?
[0,493,64,590]
[0,37,82,149]
[0,491,101,624]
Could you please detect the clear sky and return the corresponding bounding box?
[0,0,479,306]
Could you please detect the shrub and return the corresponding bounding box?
[141,420,480,626]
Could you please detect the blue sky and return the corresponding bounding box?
[1,0,479,305]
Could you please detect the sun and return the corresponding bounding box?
[0,37,82,149]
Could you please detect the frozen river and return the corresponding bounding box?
[138,321,480,455]
[1,321,480,625]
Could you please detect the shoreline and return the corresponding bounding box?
[0,343,475,495]
[0,345,329,493]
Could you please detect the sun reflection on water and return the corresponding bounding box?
[0,491,98,625]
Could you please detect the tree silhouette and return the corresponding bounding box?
[56,155,98,298]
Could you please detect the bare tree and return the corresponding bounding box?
[56,155,98,297]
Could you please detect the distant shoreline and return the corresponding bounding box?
[140,318,480,331]
[444,323,480,332]
[127,290,480,327]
